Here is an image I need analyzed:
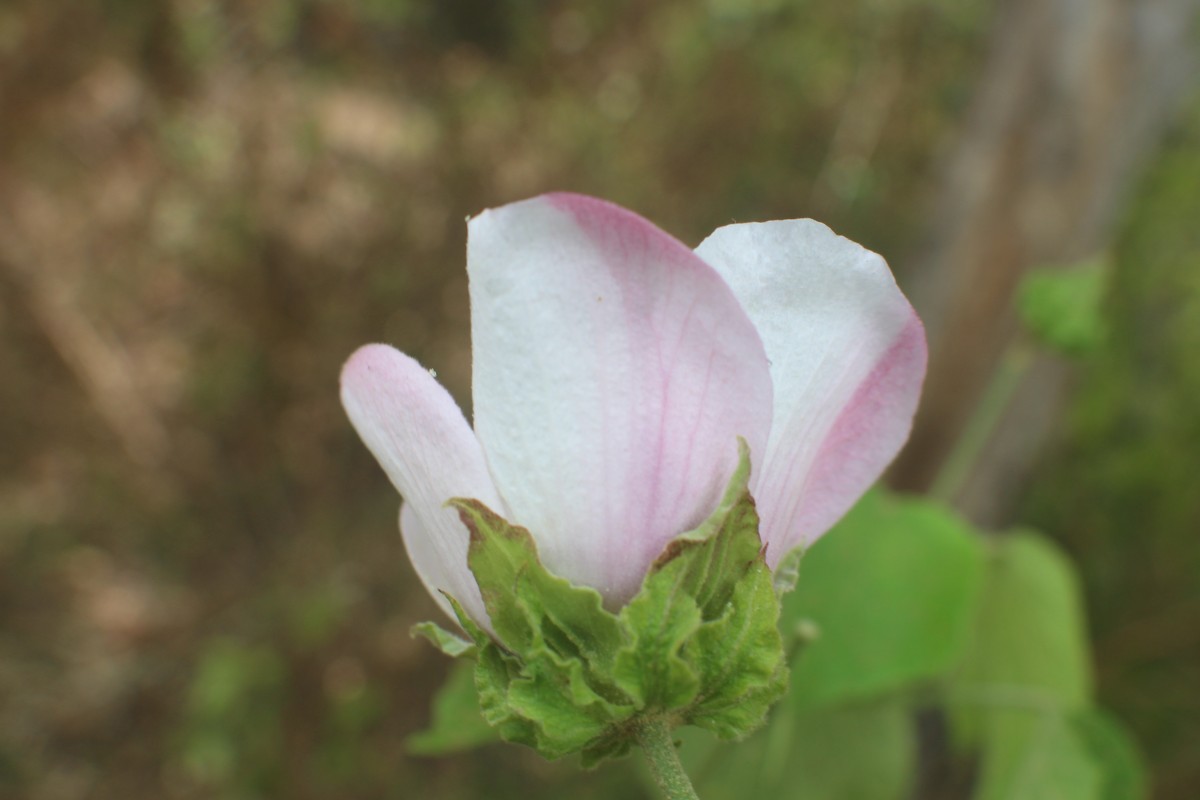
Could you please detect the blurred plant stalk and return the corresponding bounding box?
[893,0,1200,525]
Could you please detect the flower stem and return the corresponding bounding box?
[929,342,1033,503]
[636,718,700,800]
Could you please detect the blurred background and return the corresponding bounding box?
[1,0,1198,798]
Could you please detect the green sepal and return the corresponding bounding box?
[685,556,787,739]
[612,440,786,728]
[411,621,476,658]
[451,497,638,759]
[651,439,765,619]
[412,440,788,765]
[579,733,634,769]
[452,498,628,677]
[475,641,541,747]
[444,591,491,648]
[610,557,703,711]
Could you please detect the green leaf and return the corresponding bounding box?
[1073,709,1148,800]
[1017,258,1110,358]
[964,705,1146,800]
[967,708,1145,800]
[406,661,499,755]
[782,491,986,708]
[946,531,1102,800]
[677,699,915,800]
[970,710,1102,800]
[950,531,1092,747]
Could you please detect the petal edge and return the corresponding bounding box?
[468,193,774,602]
[340,343,501,627]
[696,220,927,561]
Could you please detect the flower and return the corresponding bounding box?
[340,193,926,627]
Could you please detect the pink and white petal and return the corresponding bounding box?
[468,193,774,604]
[340,343,502,627]
[399,502,458,624]
[695,220,927,563]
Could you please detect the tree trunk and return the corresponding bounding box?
[892,0,1200,525]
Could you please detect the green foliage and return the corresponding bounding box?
[410,482,1147,800]
[1023,99,1200,785]
[782,491,986,708]
[1074,710,1149,800]
[950,532,1092,744]
[407,662,498,755]
[288,580,357,651]
[955,708,1145,800]
[177,639,287,793]
[947,532,1145,800]
[973,711,1102,800]
[681,496,1140,800]
[680,700,915,800]
[315,678,385,788]
[410,443,786,765]
[1017,258,1110,358]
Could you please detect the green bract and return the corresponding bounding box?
[413,442,788,766]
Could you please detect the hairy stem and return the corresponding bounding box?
[636,718,700,800]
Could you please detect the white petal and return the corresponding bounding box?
[399,502,457,623]
[468,193,774,603]
[340,344,501,627]
[696,220,927,562]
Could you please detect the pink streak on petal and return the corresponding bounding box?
[468,193,773,603]
[547,192,705,276]
[769,312,927,564]
[694,219,927,568]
